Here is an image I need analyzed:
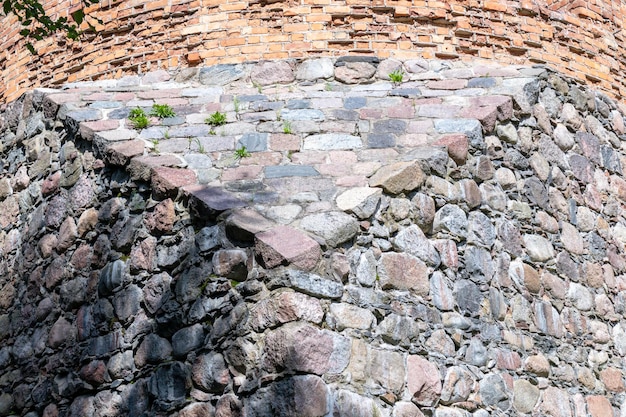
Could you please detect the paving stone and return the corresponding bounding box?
[344,97,367,109]
[255,225,321,270]
[264,165,319,178]
[183,184,246,213]
[151,167,197,200]
[303,133,363,150]
[236,132,268,152]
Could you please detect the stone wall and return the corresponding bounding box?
[2,0,626,104]
[2,58,626,417]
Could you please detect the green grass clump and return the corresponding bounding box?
[283,120,292,134]
[150,103,176,118]
[234,146,251,159]
[128,107,149,129]
[388,69,404,83]
[206,111,227,126]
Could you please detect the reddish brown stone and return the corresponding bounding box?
[144,198,176,234]
[433,134,469,165]
[407,355,442,407]
[42,171,61,195]
[79,360,109,385]
[105,140,146,166]
[587,395,613,417]
[600,367,624,392]
[255,225,321,270]
[377,252,430,296]
[151,166,197,200]
[79,120,120,140]
[270,133,300,151]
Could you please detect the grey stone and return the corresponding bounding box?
[496,122,519,144]
[272,269,343,299]
[435,119,484,149]
[281,108,325,121]
[237,132,268,152]
[113,284,143,322]
[464,245,495,284]
[335,62,377,84]
[300,211,359,247]
[366,133,395,148]
[333,389,382,417]
[433,204,467,238]
[184,185,246,212]
[98,260,126,296]
[513,379,540,413]
[356,249,378,287]
[524,234,555,262]
[148,362,189,408]
[378,313,421,346]
[374,119,407,134]
[454,280,483,315]
[441,366,475,405]
[246,375,329,417]
[135,334,173,367]
[172,324,205,358]
[467,211,496,248]
[264,165,319,178]
[344,97,367,109]
[303,133,363,150]
[199,64,246,85]
[328,303,375,331]
[553,123,575,150]
[336,187,382,219]
[394,224,440,267]
[479,374,509,410]
[192,352,230,393]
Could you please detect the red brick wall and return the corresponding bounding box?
[1,0,625,105]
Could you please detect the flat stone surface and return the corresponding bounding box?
[303,133,363,150]
[255,225,321,270]
[183,185,246,212]
[264,165,319,178]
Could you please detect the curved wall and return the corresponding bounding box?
[1,0,626,105]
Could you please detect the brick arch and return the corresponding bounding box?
[1,0,625,105]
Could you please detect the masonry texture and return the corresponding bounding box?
[1,57,626,416]
[2,0,626,105]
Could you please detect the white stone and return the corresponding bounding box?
[336,187,382,219]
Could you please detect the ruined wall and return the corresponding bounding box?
[2,0,626,105]
[2,57,626,416]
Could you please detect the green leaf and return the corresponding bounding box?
[71,9,84,25]
[19,28,30,36]
[26,43,36,54]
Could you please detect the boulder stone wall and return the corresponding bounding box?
[1,58,626,416]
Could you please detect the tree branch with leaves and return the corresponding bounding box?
[2,0,100,53]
